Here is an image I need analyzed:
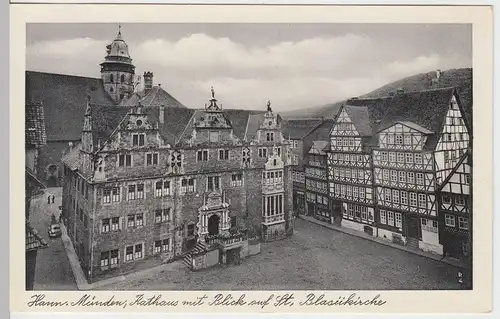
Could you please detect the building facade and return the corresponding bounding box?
[62,92,294,282]
[328,106,376,235]
[304,141,330,222]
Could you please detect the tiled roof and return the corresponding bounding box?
[26,220,48,251]
[145,106,197,146]
[90,104,130,147]
[61,143,82,170]
[26,71,116,141]
[120,86,187,108]
[282,119,324,139]
[346,87,457,136]
[25,102,47,147]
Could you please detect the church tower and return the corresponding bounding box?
[100,25,136,103]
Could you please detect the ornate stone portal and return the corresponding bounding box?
[196,190,230,242]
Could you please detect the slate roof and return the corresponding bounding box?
[90,104,130,147]
[282,119,324,139]
[26,71,116,141]
[245,113,266,142]
[25,102,47,147]
[311,141,329,155]
[345,87,460,150]
[26,220,48,252]
[121,85,187,108]
[343,105,373,136]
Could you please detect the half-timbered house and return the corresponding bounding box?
[304,141,330,222]
[327,105,377,235]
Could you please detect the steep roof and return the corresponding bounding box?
[343,105,373,136]
[345,87,458,150]
[90,104,130,147]
[380,120,434,135]
[310,140,329,155]
[25,102,47,147]
[61,143,83,171]
[26,71,116,141]
[282,119,324,139]
[26,220,48,251]
[121,85,187,108]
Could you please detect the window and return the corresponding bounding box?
[85,185,89,199]
[118,154,132,167]
[79,208,83,221]
[384,189,391,201]
[391,170,397,182]
[405,153,413,163]
[231,173,243,187]
[127,213,144,228]
[401,191,408,205]
[387,211,395,226]
[276,147,281,157]
[392,190,399,204]
[455,195,466,206]
[181,178,195,193]
[125,246,134,261]
[127,185,136,200]
[396,135,403,145]
[112,187,121,202]
[410,193,417,206]
[465,174,471,185]
[383,169,389,181]
[347,185,352,197]
[219,149,230,160]
[397,153,404,163]
[136,184,144,199]
[100,249,118,270]
[418,194,427,208]
[155,208,171,223]
[132,133,145,146]
[458,217,468,230]
[415,154,423,164]
[395,213,402,228]
[389,152,396,163]
[146,153,159,166]
[416,173,424,185]
[380,210,387,224]
[258,148,268,158]
[359,187,365,199]
[355,205,361,218]
[197,150,209,162]
[398,171,406,183]
[442,195,451,204]
[102,219,110,233]
[103,188,111,203]
[353,186,359,198]
[445,214,455,227]
[111,217,120,231]
[444,151,449,163]
[207,176,221,192]
[404,135,411,145]
[447,133,452,141]
[407,172,415,184]
[266,132,274,142]
[154,239,171,254]
[381,152,388,161]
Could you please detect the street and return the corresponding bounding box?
[29,187,77,290]
[97,218,462,291]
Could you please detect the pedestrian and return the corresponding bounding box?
[52,195,55,204]
[47,195,51,204]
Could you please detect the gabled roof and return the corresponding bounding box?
[143,106,196,146]
[26,71,116,141]
[121,85,187,108]
[310,141,329,155]
[26,220,48,251]
[245,113,266,142]
[25,102,47,147]
[282,119,324,139]
[61,143,83,171]
[346,87,457,136]
[343,105,373,136]
[90,105,130,147]
[26,167,46,189]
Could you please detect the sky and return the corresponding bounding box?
[26,23,472,112]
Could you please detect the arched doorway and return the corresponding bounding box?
[47,176,57,188]
[208,214,220,236]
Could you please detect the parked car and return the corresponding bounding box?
[48,223,62,238]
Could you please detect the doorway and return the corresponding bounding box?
[47,176,57,187]
[407,216,419,239]
[208,214,220,236]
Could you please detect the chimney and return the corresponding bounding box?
[159,105,165,124]
[143,71,153,93]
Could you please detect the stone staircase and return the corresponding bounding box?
[406,237,419,250]
[181,241,210,270]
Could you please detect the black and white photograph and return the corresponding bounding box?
[24,21,475,294]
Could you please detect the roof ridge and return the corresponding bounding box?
[26,70,101,81]
[175,110,197,146]
[148,86,160,107]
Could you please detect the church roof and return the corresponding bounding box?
[26,71,116,141]
[120,85,187,108]
[25,101,47,147]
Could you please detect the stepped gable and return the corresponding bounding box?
[26,71,116,141]
[345,87,461,150]
[25,101,47,147]
[121,85,187,108]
